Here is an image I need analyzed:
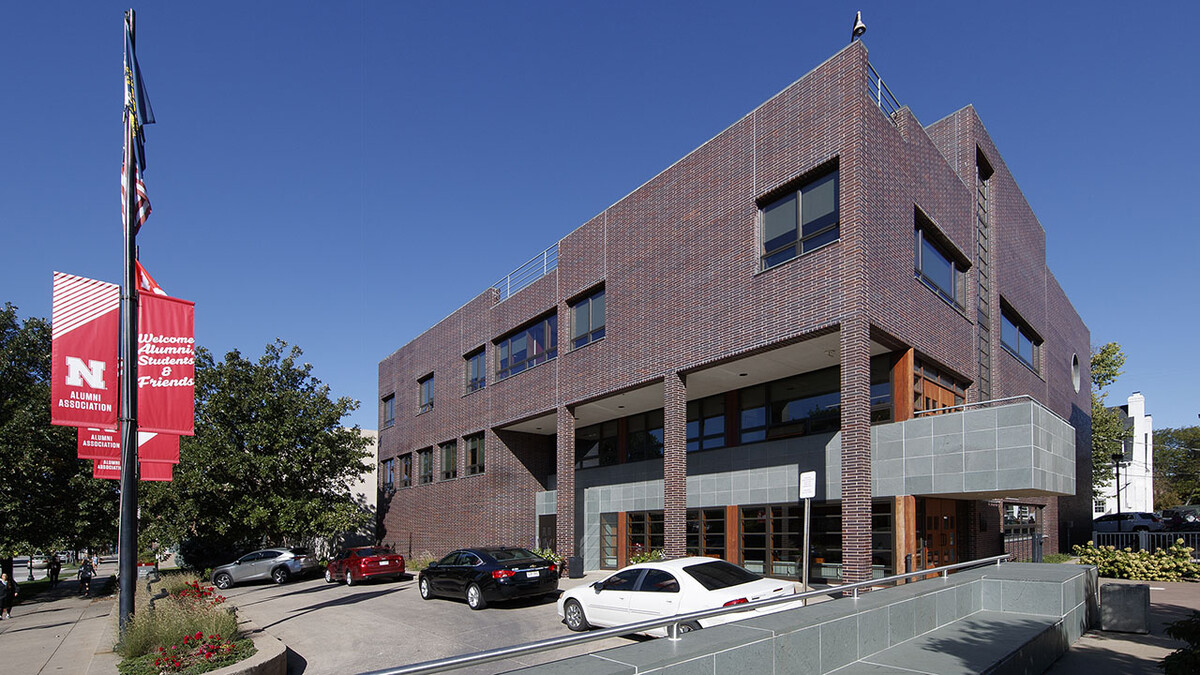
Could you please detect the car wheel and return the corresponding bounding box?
[272,567,290,585]
[563,599,590,631]
[466,583,487,610]
[324,568,335,583]
[213,573,232,590]
[346,570,355,586]
[678,621,701,633]
[419,577,433,600]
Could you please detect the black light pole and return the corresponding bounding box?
[1113,451,1122,533]
[117,7,140,633]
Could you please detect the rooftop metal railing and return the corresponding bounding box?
[492,243,559,303]
[867,61,901,123]
[359,553,1011,675]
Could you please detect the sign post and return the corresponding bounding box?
[799,470,816,604]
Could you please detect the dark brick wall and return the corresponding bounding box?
[376,41,1091,566]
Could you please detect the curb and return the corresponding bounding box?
[206,617,287,675]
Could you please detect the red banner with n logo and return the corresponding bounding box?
[51,273,120,429]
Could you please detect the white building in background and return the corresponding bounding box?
[1094,392,1154,516]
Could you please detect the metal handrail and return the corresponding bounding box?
[493,244,559,303]
[358,553,1011,675]
[913,394,1072,427]
[867,61,901,121]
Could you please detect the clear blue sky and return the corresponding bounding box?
[3,2,1196,432]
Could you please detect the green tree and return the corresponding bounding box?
[0,303,118,564]
[1155,426,1200,508]
[140,340,372,566]
[1090,342,1129,492]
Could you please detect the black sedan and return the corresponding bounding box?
[418,547,560,610]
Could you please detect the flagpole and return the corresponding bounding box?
[117,7,140,634]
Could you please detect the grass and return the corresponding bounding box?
[1042,553,1074,564]
[115,571,252,675]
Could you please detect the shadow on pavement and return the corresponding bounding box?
[261,586,408,630]
[285,646,307,674]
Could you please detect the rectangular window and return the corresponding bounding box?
[575,420,619,469]
[915,223,967,309]
[496,314,558,380]
[626,409,664,462]
[381,458,395,492]
[627,511,665,558]
[418,374,434,413]
[687,395,726,451]
[913,359,967,415]
[761,169,839,270]
[570,288,606,349]
[600,513,619,569]
[1000,303,1040,371]
[465,349,486,394]
[439,441,457,480]
[465,433,485,475]
[399,453,412,488]
[417,448,433,484]
[686,508,726,559]
[382,394,395,428]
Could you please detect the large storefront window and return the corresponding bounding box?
[768,500,894,583]
[575,420,618,469]
[740,505,802,577]
[627,511,664,557]
[686,508,726,559]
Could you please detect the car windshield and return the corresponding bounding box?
[683,560,763,591]
[488,548,540,562]
[354,548,392,557]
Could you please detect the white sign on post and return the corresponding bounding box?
[800,470,817,499]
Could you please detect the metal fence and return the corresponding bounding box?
[358,554,1011,675]
[866,61,901,122]
[1091,530,1200,556]
[492,243,558,302]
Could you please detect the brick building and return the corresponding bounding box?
[376,41,1092,584]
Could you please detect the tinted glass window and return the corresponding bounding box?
[488,548,539,562]
[438,552,463,566]
[638,569,680,593]
[602,569,643,591]
[683,560,762,591]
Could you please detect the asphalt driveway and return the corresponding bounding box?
[219,570,635,674]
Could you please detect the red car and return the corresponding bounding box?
[325,546,406,585]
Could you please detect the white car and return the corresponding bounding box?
[557,556,797,637]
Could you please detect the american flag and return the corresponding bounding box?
[121,159,152,233]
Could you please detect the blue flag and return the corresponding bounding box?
[125,25,155,170]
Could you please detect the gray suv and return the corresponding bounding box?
[211,547,318,588]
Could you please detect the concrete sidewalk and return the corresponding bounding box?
[0,558,118,675]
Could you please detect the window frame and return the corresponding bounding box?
[760,167,840,270]
[417,447,433,485]
[382,394,395,428]
[914,219,968,310]
[418,374,434,414]
[465,349,486,394]
[496,314,558,381]
[570,287,606,349]
[399,453,412,488]
[381,458,395,492]
[465,433,485,475]
[439,440,457,481]
[1000,302,1041,372]
[687,394,727,452]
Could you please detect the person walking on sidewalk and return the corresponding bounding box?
[78,558,95,598]
[0,572,18,619]
[48,555,61,586]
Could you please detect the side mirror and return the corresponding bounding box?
[592,581,604,593]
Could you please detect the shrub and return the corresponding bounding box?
[1162,610,1200,675]
[116,572,243,673]
[1071,539,1200,581]
[628,548,665,565]
[407,550,437,572]
[532,548,563,564]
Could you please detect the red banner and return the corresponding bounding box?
[139,461,173,482]
[137,431,180,464]
[93,458,121,480]
[78,428,121,460]
[137,293,195,436]
[51,272,120,429]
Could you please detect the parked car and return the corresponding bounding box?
[418,547,559,610]
[557,557,797,637]
[211,547,318,588]
[1092,512,1164,532]
[325,546,406,585]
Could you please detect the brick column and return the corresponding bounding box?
[663,372,688,558]
[840,317,872,584]
[556,405,577,559]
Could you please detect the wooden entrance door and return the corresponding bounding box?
[921,498,959,568]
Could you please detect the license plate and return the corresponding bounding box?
[378,560,389,566]
[526,570,539,578]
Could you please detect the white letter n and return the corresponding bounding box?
[65,357,106,390]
